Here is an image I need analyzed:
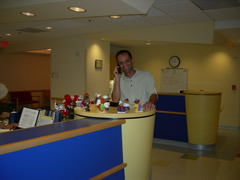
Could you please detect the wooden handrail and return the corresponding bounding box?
[156,110,186,115]
[157,92,185,96]
[89,163,127,180]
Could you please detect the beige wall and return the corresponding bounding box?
[50,36,86,98]
[1,35,111,103]
[86,38,110,97]
[0,52,50,91]
[127,44,240,127]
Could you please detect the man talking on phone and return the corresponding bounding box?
[112,50,157,110]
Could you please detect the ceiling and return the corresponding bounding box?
[0,0,240,47]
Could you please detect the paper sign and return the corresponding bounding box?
[18,107,39,128]
[36,116,53,126]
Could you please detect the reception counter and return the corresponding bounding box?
[184,90,221,145]
[154,93,188,142]
[0,118,126,180]
[75,105,156,180]
[154,92,221,150]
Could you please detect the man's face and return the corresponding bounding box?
[117,53,134,74]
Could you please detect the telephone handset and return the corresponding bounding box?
[117,64,121,74]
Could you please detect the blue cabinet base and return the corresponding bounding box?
[154,113,188,142]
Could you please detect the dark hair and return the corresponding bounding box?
[116,50,132,60]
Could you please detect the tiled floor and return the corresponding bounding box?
[152,128,240,180]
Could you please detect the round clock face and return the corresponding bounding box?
[169,56,180,68]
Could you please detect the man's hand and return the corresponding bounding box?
[143,94,157,111]
[112,66,121,102]
[143,101,155,111]
[113,66,121,80]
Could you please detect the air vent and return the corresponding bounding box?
[16,28,47,33]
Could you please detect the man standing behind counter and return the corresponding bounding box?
[112,50,157,110]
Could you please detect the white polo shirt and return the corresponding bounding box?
[119,69,157,105]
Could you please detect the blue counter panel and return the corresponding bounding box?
[105,170,125,180]
[0,125,125,180]
[156,95,186,112]
[0,118,109,146]
[154,113,188,142]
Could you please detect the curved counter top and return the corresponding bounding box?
[74,105,156,119]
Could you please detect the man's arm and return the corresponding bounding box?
[111,66,121,102]
[142,71,158,111]
[143,94,157,111]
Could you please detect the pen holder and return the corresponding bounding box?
[9,111,20,124]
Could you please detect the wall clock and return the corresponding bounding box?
[169,56,180,68]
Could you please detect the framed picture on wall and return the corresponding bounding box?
[95,60,103,69]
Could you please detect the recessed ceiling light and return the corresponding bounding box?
[5,33,12,36]
[45,26,53,30]
[21,12,36,17]
[68,7,86,12]
[110,15,121,19]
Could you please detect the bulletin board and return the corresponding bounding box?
[160,68,188,93]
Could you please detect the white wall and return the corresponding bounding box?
[86,38,110,97]
[128,44,240,127]
[50,36,86,97]
[1,35,87,98]
[1,35,111,101]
